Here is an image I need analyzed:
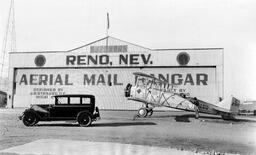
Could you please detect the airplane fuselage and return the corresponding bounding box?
[124,72,239,120]
[126,84,228,116]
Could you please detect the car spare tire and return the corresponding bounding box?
[77,112,92,127]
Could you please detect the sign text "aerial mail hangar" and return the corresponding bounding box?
[18,73,208,86]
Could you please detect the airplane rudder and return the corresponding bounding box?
[230,97,240,113]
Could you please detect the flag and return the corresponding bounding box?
[107,12,110,29]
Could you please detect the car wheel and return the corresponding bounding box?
[138,108,148,117]
[77,112,92,127]
[22,113,37,126]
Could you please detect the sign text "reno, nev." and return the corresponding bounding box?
[66,54,153,66]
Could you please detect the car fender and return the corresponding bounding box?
[76,110,92,120]
[23,109,42,120]
[31,105,49,114]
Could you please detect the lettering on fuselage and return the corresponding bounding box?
[198,103,209,111]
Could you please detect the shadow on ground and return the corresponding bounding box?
[35,123,80,127]
[149,113,221,122]
[35,122,157,127]
[92,122,156,127]
[145,113,256,124]
[174,115,191,122]
[173,114,256,124]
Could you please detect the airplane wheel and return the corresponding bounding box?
[138,108,148,117]
[147,109,153,116]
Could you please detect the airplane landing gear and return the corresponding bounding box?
[133,105,154,120]
[147,109,153,116]
[137,107,154,118]
[138,108,148,117]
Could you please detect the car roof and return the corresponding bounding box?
[53,94,95,98]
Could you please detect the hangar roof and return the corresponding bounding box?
[8,36,224,68]
[10,36,223,54]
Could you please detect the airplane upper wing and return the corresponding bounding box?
[133,72,169,84]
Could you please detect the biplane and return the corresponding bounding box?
[124,72,240,120]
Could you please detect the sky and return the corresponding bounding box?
[0,0,256,100]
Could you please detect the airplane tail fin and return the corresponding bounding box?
[217,95,241,114]
[230,97,241,114]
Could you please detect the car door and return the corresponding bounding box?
[69,97,84,116]
[49,97,74,119]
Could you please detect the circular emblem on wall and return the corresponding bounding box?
[34,55,46,67]
[177,52,190,65]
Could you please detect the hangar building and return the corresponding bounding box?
[7,36,223,110]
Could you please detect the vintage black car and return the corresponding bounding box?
[19,94,100,127]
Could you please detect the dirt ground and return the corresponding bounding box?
[0,108,256,154]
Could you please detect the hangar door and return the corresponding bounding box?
[13,67,217,109]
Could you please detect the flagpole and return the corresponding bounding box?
[106,12,109,37]
[106,12,109,53]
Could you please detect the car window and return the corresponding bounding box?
[57,97,68,104]
[70,97,80,104]
[82,98,91,104]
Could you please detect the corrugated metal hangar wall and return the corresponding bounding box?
[7,36,223,110]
